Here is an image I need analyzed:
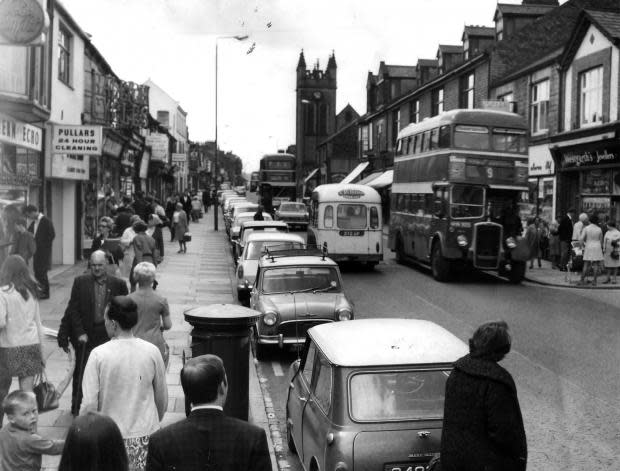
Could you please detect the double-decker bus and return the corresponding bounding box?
[388,109,530,283]
[249,171,260,192]
[259,153,297,213]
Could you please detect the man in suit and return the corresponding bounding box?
[24,204,55,299]
[146,354,272,471]
[558,207,575,271]
[57,250,128,415]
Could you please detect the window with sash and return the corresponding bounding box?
[58,25,72,85]
[530,79,549,134]
[579,66,603,127]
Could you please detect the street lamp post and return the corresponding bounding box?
[214,34,248,231]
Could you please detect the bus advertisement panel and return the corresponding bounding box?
[388,109,530,283]
[259,153,297,213]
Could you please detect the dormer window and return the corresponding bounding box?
[496,18,503,41]
[463,37,470,60]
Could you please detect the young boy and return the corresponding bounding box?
[10,217,36,265]
[0,391,64,471]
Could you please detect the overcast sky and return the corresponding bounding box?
[60,0,536,173]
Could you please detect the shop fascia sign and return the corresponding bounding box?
[52,125,102,155]
[0,112,42,151]
[556,145,620,169]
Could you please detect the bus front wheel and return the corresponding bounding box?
[431,243,452,282]
[507,261,526,284]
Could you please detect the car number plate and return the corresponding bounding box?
[385,465,426,471]
[339,230,364,236]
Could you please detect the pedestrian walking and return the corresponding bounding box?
[119,215,141,280]
[0,255,44,423]
[80,295,167,471]
[602,219,620,284]
[56,250,128,415]
[548,219,561,269]
[558,208,575,271]
[24,205,55,299]
[525,217,542,269]
[130,220,158,292]
[114,200,135,236]
[579,214,603,285]
[164,196,176,242]
[172,203,188,254]
[254,204,265,221]
[180,192,192,225]
[146,354,272,471]
[440,320,527,471]
[58,411,129,471]
[202,190,210,214]
[190,195,202,222]
[9,217,35,266]
[128,262,171,367]
[147,214,165,260]
[0,391,64,471]
[572,212,588,243]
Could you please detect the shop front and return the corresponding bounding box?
[527,144,556,225]
[0,114,43,265]
[552,138,620,223]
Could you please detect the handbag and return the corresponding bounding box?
[33,371,59,412]
[183,232,192,242]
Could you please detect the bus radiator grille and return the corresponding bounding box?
[474,225,501,269]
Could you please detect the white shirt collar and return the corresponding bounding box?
[191,404,223,412]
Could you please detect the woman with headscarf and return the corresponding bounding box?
[441,320,527,471]
[80,295,167,471]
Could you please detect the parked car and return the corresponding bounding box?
[236,232,305,304]
[235,185,247,196]
[286,318,468,471]
[218,189,237,205]
[229,211,273,254]
[226,202,259,234]
[250,248,353,359]
[234,220,289,263]
[274,202,310,230]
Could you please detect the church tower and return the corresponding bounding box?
[295,50,337,191]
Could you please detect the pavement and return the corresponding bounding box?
[523,259,620,289]
[8,210,278,471]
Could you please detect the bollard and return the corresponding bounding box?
[183,304,261,421]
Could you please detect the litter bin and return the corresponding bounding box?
[183,304,261,421]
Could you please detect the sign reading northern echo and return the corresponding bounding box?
[0,112,42,151]
[52,125,102,155]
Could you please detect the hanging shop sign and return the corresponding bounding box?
[144,133,169,162]
[139,148,150,179]
[555,142,620,170]
[102,135,124,158]
[171,153,186,163]
[50,154,90,180]
[0,0,45,45]
[52,125,102,155]
[0,113,42,151]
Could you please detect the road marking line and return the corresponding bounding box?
[272,361,284,376]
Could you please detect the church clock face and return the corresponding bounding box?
[313,91,322,100]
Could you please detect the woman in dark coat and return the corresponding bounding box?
[440,320,527,471]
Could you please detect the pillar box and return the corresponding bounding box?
[183,304,261,421]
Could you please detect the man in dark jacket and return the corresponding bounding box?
[24,204,55,299]
[441,321,527,471]
[57,250,128,415]
[146,354,272,471]
[558,208,575,271]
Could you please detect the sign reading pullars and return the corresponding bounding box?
[52,125,102,155]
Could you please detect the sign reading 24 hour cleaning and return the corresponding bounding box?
[52,125,102,155]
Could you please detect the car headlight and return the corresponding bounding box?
[263,311,278,326]
[457,234,468,247]
[505,237,517,249]
[336,308,352,321]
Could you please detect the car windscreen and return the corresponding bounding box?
[247,241,304,260]
[261,266,341,293]
[349,369,450,421]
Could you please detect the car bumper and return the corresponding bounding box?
[257,319,334,348]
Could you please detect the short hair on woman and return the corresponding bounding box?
[589,214,599,225]
[2,390,35,416]
[58,412,128,471]
[468,320,512,361]
[133,262,156,284]
[107,296,138,330]
[181,354,226,404]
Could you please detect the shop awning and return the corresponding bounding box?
[304,168,319,183]
[357,171,382,185]
[340,162,369,184]
[368,170,393,188]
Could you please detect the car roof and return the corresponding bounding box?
[241,221,288,229]
[235,211,268,220]
[309,319,468,367]
[246,232,304,243]
[259,254,338,267]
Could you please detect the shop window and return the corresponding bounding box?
[58,25,73,86]
[579,66,603,127]
[530,79,549,134]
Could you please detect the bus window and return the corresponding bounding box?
[370,207,379,229]
[454,125,490,150]
[324,205,334,228]
[430,128,438,149]
[492,128,527,153]
[406,137,412,154]
[451,185,484,219]
[337,205,367,229]
[416,134,424,154]
[396,139,403,156]
[438,125,451,148]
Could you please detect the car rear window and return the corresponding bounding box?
[349,369,450,421]
[247,241,304,259]
[281,203,306,211]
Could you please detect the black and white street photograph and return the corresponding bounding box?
[1,0,620,470]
